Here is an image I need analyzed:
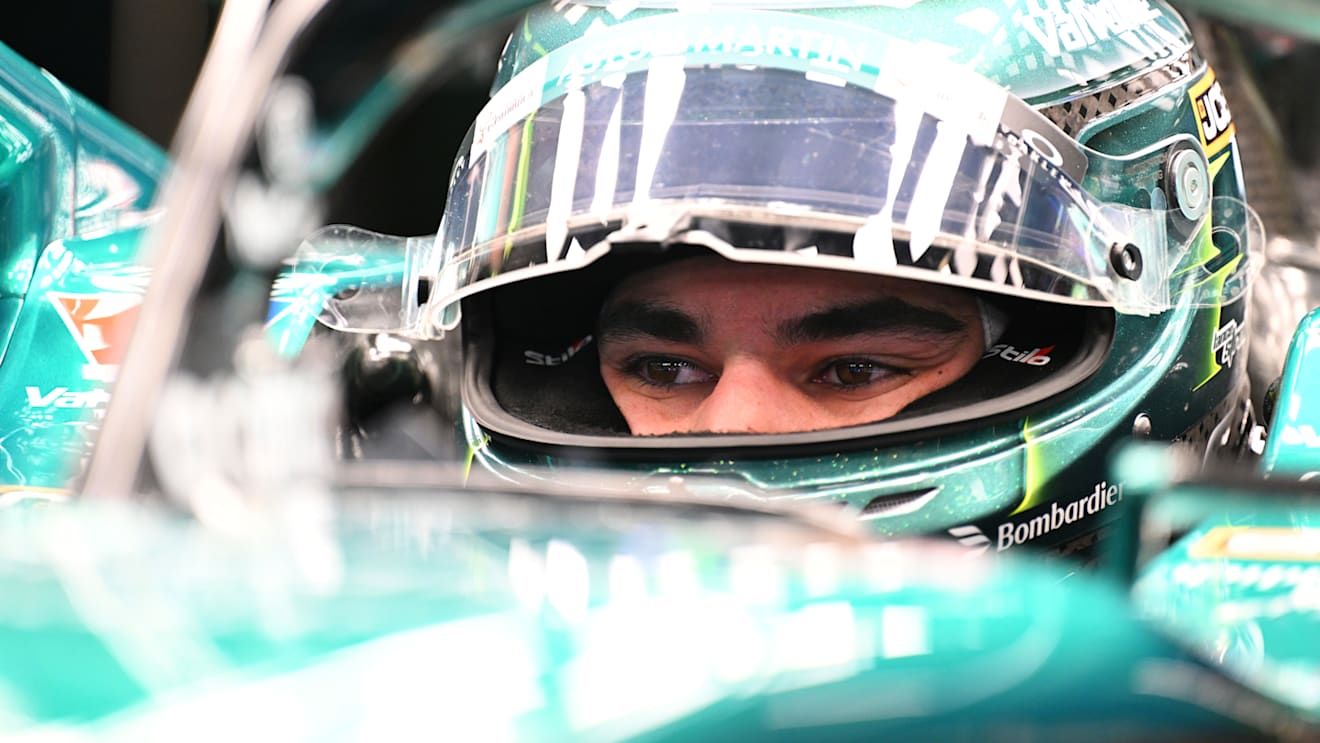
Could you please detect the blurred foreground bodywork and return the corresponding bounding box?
[1,490,1315,742]
[1264,308,1320,479]
[1121,306,1320,726]
[0,42,163,493]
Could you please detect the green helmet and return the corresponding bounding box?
[341,0,1263,556]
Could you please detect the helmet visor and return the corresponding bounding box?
[292,11,1262,337]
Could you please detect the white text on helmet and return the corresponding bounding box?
[525,335,594,367]
[1016,0,1163,59]
[984,343,1054,366]
[996,481,1122,550]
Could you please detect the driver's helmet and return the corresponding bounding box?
[311,0,1264,557]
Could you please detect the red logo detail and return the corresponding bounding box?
[984,343,1055,367]
[48,293,142,366]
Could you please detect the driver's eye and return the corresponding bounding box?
[637,358,713,386]
[834,361,879,386]
[815,359,904,388]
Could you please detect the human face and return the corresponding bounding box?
[597,257,985,435]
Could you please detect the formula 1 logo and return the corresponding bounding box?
[1190,67,1235,157]
[47,292,142,374]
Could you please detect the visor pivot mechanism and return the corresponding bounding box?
[1110,242,1144,281]
[1166,144,1210,224]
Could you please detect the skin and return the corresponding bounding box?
[596,257,986,435]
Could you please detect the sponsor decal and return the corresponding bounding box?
[1015,0,1163,58]
[947,525,991,556]
[1190,527,1320,563]
[480,11,888,162]
[984,343,1053,366]
[1280,424,1320,449]
[25,386,111,410]
[998,115,1090,200]
[47,292,142,381]
[1189,67,1235,157]
[553,21,873,90]
[525,335,594,366]
[1212,319,1243,369]
[473,56,548,160]
[1172,560,1320,593]
[996,480,1122,551]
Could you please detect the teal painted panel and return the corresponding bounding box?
[1264,308,1320,479]
[1138,506,1320,720]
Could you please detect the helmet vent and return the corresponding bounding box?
[858,487,939,520]
[1043,52,1197,137]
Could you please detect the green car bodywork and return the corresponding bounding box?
[1138,506,1320,724]
[0,42,164,494]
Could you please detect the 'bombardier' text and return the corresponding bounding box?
[997,480,1122,550]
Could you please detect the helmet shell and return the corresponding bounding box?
[454,0,1255,558]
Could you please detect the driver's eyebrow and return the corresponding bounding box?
[597,300,702,344]
[778,298,965,344]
